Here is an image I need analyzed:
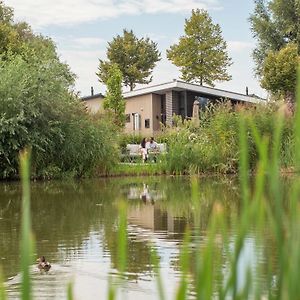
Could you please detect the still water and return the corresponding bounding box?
[0,176,274,299]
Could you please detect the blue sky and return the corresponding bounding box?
[4,0,266,98]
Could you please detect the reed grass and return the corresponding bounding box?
[19,149,34,300]
[0,267,6,300]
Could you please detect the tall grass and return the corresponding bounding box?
[19,149,34,300]
[0,267,7,300]
[148,102,294,175]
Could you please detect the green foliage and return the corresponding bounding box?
[261,43,300,101]
[19,150,34,300]
[0,267,6,300]
[167,9,232,87]
[98,29,161,90]
[249,0,300,75]
[0,2,119,179]
[0,2,59,62]
[118,133,142,150]
[103,64,126,127]
[158,103,293,174]
[0,1,13,23]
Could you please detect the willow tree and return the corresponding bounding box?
[167,9,232,87]
[98,29,161,91]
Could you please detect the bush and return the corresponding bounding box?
[0,54,118,179]
[158,103,294,174]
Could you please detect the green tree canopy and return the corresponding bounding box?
[103,64,126,127]
[0,2,118,179]
[0,2,59,62]
[249,0,300,75]
[97,29,161,91]
[261,43,299,102]
[167,9,232,87]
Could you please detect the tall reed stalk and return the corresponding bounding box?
[19,149,34,300]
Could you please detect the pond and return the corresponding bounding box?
[0,176,277,299]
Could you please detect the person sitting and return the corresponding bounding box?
[147,137,159,162]
[140,137,148,163]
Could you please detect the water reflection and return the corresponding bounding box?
[0,176,277,299]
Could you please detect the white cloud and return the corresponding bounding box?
[58,48,107,96]
[73,37,105,47]
[4,0,221,28]
[227,41,254,52]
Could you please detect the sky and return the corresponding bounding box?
[4,0,267,98]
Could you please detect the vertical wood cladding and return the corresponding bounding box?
[166,91,173,126]
[172,91,179,115]
[166,91,179,126]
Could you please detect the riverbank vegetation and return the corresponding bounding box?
[117,102,294,176]
[0,2,118,180]
[1,1,299,180]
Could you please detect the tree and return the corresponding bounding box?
[103,64,126,127]
[167,9,232,87]
[0,1,13,23]
[261,43,299,102]
[0,1,60,63]
[98,29,161,91]
[0,2,118,179]
[249,0,300,75]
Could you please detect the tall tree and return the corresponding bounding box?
[249,0,300,75]
[97,29,161,91]
[261,43,299,102]
[167,9,232,87]
[0,2,120,179]
[103,64,126,127]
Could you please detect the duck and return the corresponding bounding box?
[37,256,51,272]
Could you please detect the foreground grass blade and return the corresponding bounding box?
[0,267,7,300]
[176,228,190,300]
[151,248,165,300]
[238,116,249,206]
[67,282,73,300]
[20,149,34,300]
[117,200,127,275]
[295,68,300,170]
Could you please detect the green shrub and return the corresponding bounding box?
[0,54,118,179]
[158,102,294,174]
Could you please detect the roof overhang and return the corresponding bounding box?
[123,80,265,104]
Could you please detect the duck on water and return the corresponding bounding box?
[37,256,51,272]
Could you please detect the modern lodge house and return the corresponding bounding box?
[81,79,264,136]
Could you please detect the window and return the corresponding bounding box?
[125,114,131,123]
[145,119,150,128]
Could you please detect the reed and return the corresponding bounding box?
[0,267,7,300]
[19,149,35,300]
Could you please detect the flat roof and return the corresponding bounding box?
[123,80,265,104]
